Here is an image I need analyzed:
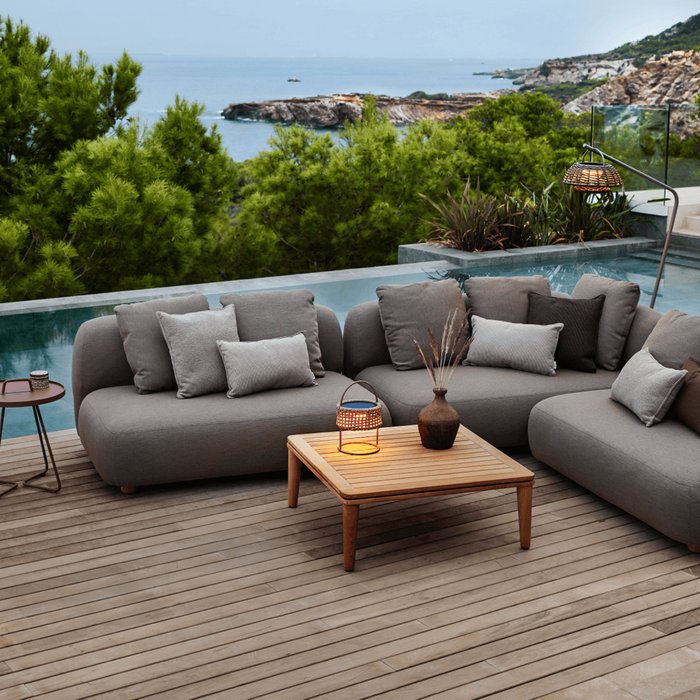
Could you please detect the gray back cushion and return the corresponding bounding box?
[376,279,467,371]
[572,274,640,371]
[157,305,240,399]
[642,309,700,369]
[114,294,210,393]
[219,289,325,377]
[464,275,551,323]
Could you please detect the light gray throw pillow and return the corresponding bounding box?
[642,309,700,370]
[114,294,210,394]
[218,289,324,377]
[463,275,551,324]
[571,274,640,371]
[157,305,240,399]
[610,347,687,426]
[217,334,317,398]
[376,279,467,371]
[465,315,563,376]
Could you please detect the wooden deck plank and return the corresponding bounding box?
[1,429,700,700]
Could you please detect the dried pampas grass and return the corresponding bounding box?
[413,308,472,390]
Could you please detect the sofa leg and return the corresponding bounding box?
[120,486,137,494]
[689,544,700,553]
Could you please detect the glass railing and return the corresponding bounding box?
[591,105,700,190]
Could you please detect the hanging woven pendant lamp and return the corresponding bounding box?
[563,160,624,193]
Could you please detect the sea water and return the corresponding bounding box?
[94,54,542,162]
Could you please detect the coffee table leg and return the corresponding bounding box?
[517,483,533,549]
[288,450,302,508]
[343,504,359,571]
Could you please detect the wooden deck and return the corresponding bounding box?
[2,428,700,699]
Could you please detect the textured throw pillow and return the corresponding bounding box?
[675,357,700,435]
[642,309,700,370]
[527,292,605,373]
[219,289,324,377]
[464,275,551,324]
[114,294,210,393]
[217,334,317,398]
[465,315,563,376]
[376,279,467,371]
[571,274,640,371]
[610,347,687,427]
[157,305,240,399]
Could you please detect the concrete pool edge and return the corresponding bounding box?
[398,237,661,268]
[0,260,459,317]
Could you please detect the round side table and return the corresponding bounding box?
[0,378,66,497]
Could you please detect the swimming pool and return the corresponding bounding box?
[2,253,699,438]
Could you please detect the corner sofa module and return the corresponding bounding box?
[342,296,642,448]
[529,389,700,549]
[73,299,391,491]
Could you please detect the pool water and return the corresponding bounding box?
[2,254,699,438]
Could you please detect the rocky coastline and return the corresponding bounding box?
[222,91,513,128]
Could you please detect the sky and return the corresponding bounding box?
[2,0,698,61]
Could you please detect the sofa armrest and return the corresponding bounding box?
[317,304,343,374]
[72,314,134,431]
[343,300,392,378]
[620,304,662,367]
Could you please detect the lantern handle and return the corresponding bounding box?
[339,380,379,406]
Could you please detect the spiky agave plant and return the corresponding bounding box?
[413,308,473,390]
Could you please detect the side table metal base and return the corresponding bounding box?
[0,404,61,496]
[21,405,61,493]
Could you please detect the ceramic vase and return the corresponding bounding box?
[417,388,460,450]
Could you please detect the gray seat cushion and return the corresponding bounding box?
[357,364,618,447]
[78,373,392,488]
[529,390,700,546]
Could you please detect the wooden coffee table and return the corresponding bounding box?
[288,424,535,571]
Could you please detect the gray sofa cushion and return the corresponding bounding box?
[219,289,325,377]
[78,373,392,488]
[463,275,550,323]
[466,315,563,376]
[114,294,210,393]
[642,309,700,370]
[218,334,317,398]
[571,274,640,371]
[376,279,467,371]
[529,390,700,546]
[356,363,618,447]
[676,357,700,435]
[157,305,240,399]
[610,348,687,427]
[527,292,605,372]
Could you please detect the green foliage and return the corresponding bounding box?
[522,78,609,105]
[447,92,588,196]
[236,95,468,276]
[422,176,639,252]
[0,16,142,208]
[610,13,700,61]
[406,91,450,100]
[421,180,511,252]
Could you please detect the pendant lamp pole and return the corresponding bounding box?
[575,144,679,309]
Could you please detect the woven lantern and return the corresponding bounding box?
[563,161,624,193]
[336,381,382,455]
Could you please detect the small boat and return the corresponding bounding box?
[287,76,301,82]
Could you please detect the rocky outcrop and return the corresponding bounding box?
[514,56,639,87]
[222,91,513,128]
[563,51,700,137]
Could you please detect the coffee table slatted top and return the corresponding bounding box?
[287,425,533,502]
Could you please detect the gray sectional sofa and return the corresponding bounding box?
[342,275,700,551]
[72,275,700,552]
[72,291,391,492]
